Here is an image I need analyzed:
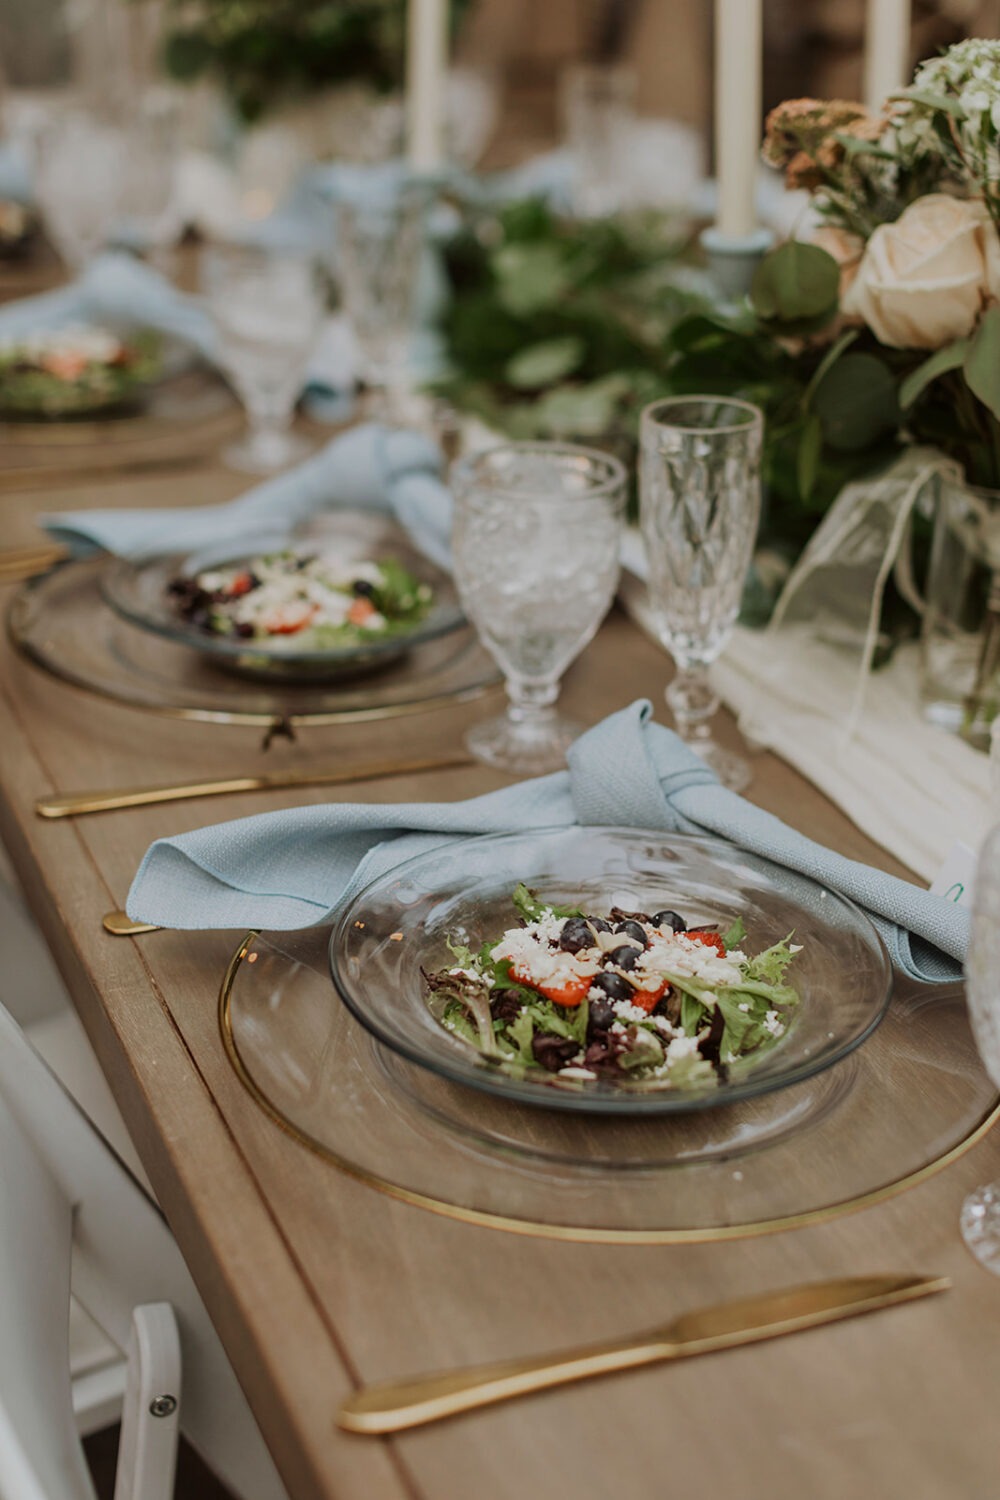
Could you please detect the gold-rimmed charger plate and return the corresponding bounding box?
[8,556,501,728]
[220,925,999,1243]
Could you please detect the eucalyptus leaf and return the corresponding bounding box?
[899,339,970,409]
[533,375,631,437]
[505,337,585,390]
[492,243,571,318]
[813,352,900,451]
[892,88,964,117]
[751,243,840,325]
[964,308,1000,422]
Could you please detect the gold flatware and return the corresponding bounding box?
[104,910,160,936]
[337,1273,949,1435]
[0,543,68,584]
[37,752,476,819]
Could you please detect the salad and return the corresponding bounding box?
[168,549,434,650]
[423,885,802,1090]
[0,324,160,416]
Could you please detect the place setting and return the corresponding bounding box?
[6,4,1000,1498]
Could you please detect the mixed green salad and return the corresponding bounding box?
[168,549,433,651]
[0,325,161,416]
[423,885,802,1091]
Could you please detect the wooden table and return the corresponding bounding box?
[2,466,1000,1500]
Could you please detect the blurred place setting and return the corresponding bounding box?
[3,4,1000,1500]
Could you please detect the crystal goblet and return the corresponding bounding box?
[334,187,426,420]
[638,396,763,792]
[202,242,324,475]
[452,442,627,775]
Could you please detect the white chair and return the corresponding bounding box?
[0,884,290,1500]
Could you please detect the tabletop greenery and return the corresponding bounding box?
[159,0,471,122]
[437,38,1000,587]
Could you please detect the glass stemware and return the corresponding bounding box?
[638,396,764,792]
[202,242,324,475]
[33,108,129,270]
[451,441,626,775]
[960,821,1000,1272]
[334,187,426,419]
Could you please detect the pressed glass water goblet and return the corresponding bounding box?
[451,442,627,775]
[202,242,324,475]
[639,396,764,792]
[960,822,1000,1272]
[334,187,426,419]
[33,109,129,270]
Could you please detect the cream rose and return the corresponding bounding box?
[843,194,1000,349]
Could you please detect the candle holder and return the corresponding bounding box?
[700,226,774,301]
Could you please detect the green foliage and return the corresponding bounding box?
[964,308,1000,423]
[750,242,840,329]
[811,352,900,451]
[160,0,469,121]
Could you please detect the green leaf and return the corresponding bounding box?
[742,936,798,987]
[965,308,1000,422]
[505,337,584,390]
[679,991,707,1036]
[721,916,747,952]
[812,352,900,451]
[892,88,964,117]
[492,243,571,318]
[750,242,840,325]
[802,328,859,407]
[796,413,823,501]
[899,339,970,409]
[532,375,631,438]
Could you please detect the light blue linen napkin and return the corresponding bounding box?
[41,421,454,568]
[126,699,966,984]
[0,251,218,359]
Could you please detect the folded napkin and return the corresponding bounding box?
[0,251,217,359]
[42,421,453,568]
[127,700,967,984]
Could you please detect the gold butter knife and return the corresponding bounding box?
[338,1274,949,1435]
[0,543,68,583]
[37,752,475,819]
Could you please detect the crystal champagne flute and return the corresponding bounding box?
[451,442,627,775]
[638,396,763,792]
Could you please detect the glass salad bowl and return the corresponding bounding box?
[329,826,892,1116]
[101,512,464,683]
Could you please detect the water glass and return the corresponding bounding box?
[639,397,763,791]
[451,442,627,774]
[561,63,636,218]
[334,188,426,417]
[202,243,324,475]
[33,109,129,270]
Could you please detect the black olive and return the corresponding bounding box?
[590,972,634,1002]
[531,1034,579,1072]
[559,917,594,954]
[352,579,375,597]
[606,944,640,971]
[588,997,616,1032]
[235,622,255,638]
[652,909,686,933]
[614,920,648,948]
[586,917,612,933]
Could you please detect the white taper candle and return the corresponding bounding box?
[714,0,762,240]
[864,0,911,112]
[406,0,449,170]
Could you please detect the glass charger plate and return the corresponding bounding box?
[0,367,240,459]
[100,511,465,683]
[8,557,501,728]
[222,924,999,1241]
[330,827,892,1116]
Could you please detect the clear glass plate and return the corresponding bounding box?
[101,512,465,683]
[329,827,892,1116]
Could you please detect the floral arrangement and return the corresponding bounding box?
[160,0,470,122]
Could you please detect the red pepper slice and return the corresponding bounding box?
[227,571,254,597]
[629,981,670,1014]
[510,965,592,1009]
[686,930,726,957]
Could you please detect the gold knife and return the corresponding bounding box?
[338,1274,949,1435]
[37,752,476,819]
[0,543,68,583]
